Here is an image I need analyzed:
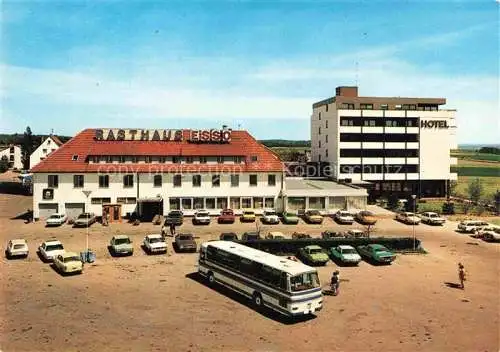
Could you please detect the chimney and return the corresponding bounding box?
[336,86,358,98]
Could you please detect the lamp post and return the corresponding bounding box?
[82,190,92,255]
[411,194,417,251]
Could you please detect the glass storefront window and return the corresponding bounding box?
[169,198,180,210]
[287,197,305,211]
[308,197,325,209]
[193,198,204,209]
[230,197,240,209]
[265,197,275,208]
[206,198,216,209]
[329,197,346,209]
[217,197,228,209]
[253,197,263,209]
[241,197,252,209]
[182,198,192,210]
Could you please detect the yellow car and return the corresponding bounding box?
[304,210,323,224]
[53,251,84,275]
[240,209,256,222]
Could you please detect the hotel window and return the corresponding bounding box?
[117,197,136,204]
[380,104,389,110]
[319,141,321,148]
[48,175,59,188]
[123,175,134,188]
[326,149,329,157]
[153,175,162,187]
[131,156,138,163]
[250,155,258,162]
[105,156,112,163]
[99,175,109,188]
[233,156,242,164]
[192,175,201,187]
[268,174,276,186]
[217,156,224,164]
[182,198,192,210]
[325,104,329,112]
[145,156,152,163]
[173,174,182,187]
[10,146,15,153]
[173,156,181,164]
[217,197,227,209]
[206,198,216,209]
[402,104,416,110]
[325,120,328,128]
[185,156,193,164]
[169,198,180,210]
[230,197,241,209]
[73,175,84,188]
[342,103,355,110]
[119,156,126,163]
[395,104,402,110]
[72,155,79,161]
[253,197,263,209]
[199,156,207,164]
[91,197,111,205]
[241,197,252,208]
[325,135,328,143]
[364,120,376,127]
[360,103,373,110]
[386,120,398,127]
[230,174,239,187]
[318,127,321,135]
[212,175,220,187]
[318,112,321,120]
[249,174,258,186]
[193,198,204,209]
[265,197,275,208]
[9,155,14,161]
[42,149,47,153]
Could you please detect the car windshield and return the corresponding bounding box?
[46,244,63,251]
[290,272,320,292]
[78,214,90,219]
[64,256,81,263]
[429,213,438,218]
[339,211,350,216]
[286,213,296,217]
[115,238,130,245]
[374,246,389,252]
[244,211,254,215]
[361,211,373,216]
[405,213,415,217]
[309,248,322,254]
[222,211,233,215]
[265,211,276,216]
[170,211,182,216]
[341,248,356,254]
[308,210,320,216]
[197,212,209,217]
[149,237,163,243]
[49,215,62,219]
[179,235,193,240]
[13,244,26,249]
[222,233,236,238]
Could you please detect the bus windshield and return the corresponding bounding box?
[290,272,320,292]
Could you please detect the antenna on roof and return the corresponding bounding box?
[50,128,54,136]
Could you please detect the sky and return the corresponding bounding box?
[1,1,498,143]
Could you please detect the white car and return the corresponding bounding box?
[5,239,29,259]
[193,210,211,225]
[143,234,167,254]
[261,209,279,224]
[457,220,489,233]
[335,210,354,224]
[476,225,500,242]
[396,212,421,225]
[46,213,68,227]
[420,212,446,225]
[346,229,366,238]
[38,239,65,262]
[53,252,84,274]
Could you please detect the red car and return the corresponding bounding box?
[218,209,236,224]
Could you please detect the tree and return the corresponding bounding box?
[467,178,483,203]
[21,126,35,170]
[494,190,500,216]
[0,155,9,173]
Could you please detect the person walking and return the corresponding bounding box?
[169,223,176,237]
[458,263,467,289]
[330,270,340,296]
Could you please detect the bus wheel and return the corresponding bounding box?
[253,292,263,308]
[207,272,215,286]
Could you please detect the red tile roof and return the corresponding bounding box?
[31,129,284,173]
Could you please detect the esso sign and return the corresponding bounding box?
[190,129,231,143]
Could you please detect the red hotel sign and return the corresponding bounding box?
[94,128,231,143]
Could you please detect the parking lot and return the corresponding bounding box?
[1,193,499,352]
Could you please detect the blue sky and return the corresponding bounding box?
[1,1,498,142]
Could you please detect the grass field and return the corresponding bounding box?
[451,150,500,162]
[455,176,499,200]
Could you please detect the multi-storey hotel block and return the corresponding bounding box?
[311,86,458,199]
[31,127,368,220]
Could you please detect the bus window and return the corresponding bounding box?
[290,272,320,292]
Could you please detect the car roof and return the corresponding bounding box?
[196,209,208,212]
[43,239,62,245]
[243,209,255,212]
[305,245,323,250]
[338,245,355,249]
[349,229,364,232]
[146,234,163,239]
[368,244,387,249]
[11,239,27,244]
[61,251,79,258]
[114,235,130,239]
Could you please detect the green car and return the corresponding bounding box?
[282,212,299,224]
[298,245,329,266]
[356,244,395,264]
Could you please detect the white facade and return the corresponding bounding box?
[33,171,284,219]
[30,136,61,169]
[0,145,22,170]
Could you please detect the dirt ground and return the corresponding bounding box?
[0,193,499,352]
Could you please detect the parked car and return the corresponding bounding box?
[346,229,367,238]
[142,234,167,254]
[193,210,211,225]
[321,230,343,239]
[292,232,312,239]
[304,210,323,224]
[46,213,68,227]
[241,232,261,241]
[240,209,256,222]
[5,239,29,259]
[482,227,500,242]
[395,212,421,225]
[282,211,299,224]
[174,233,197,252]
[334,210,354,224]
[165,210,183,226]
[329,245,362,265]
[356,244,396,264]
[457,220,489,233]
[266,231,285,239]
[298,245,329,266]
[53,252,84,274]
[261,209,279,224]
[38,239,65,262]
[218,209,236,224]
[219,232,238,241]
[420,212,446,225]
[355,210,377,225]
[109,235,134,256]
[73,213,97,227]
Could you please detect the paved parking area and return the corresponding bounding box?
[1,194,499,352]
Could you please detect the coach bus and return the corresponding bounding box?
[198,241,323,317]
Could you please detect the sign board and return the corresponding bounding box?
[189,129,231,143]
[420,120,449,129]
[42,189,54,200]
[94,129,183,141]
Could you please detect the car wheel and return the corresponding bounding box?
[5,250,11,260]
[207,272,215,285]
[253,292,263,308]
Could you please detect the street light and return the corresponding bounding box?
[82,190,92,258]
[411,194,417,251]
